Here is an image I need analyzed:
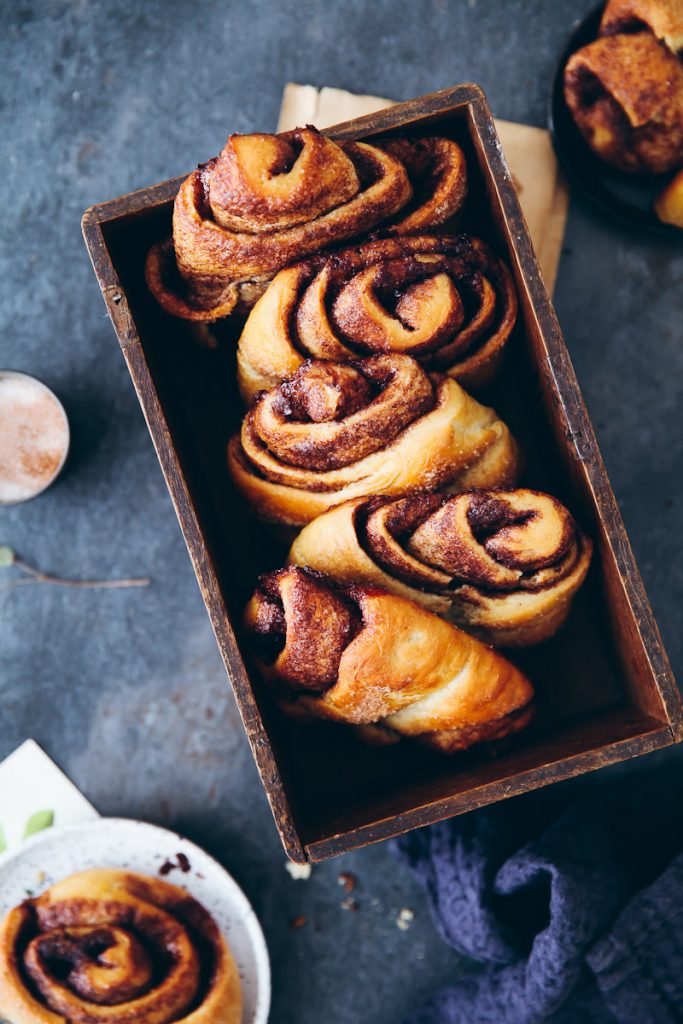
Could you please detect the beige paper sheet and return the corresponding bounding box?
[278,83,569,293]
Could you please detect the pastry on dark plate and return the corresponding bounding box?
[564,0,683,173]
[599,0,683,52]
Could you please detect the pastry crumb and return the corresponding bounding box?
[337,871,356,893]
[285,861,312,880]
[397,907,415,930]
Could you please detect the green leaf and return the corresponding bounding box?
[0,823,6,854]
[0,546,16,568]
[23,810,54,838]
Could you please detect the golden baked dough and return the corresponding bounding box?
[244,566,534,753]
[600,0,683,53]
[236,234,517,403]
[655,166,683,225]
[146,128,468,323]
[564,32,683,173]
[378,136,467,232]
[288,489,592,647]
[227,355,520,528]
[0,869,241,1024]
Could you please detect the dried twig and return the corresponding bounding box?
[0,546,150,592]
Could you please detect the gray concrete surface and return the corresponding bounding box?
[1,2,681,1021]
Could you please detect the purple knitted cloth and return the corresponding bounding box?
[396,767,683,1024]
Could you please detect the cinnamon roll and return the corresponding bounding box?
[378,136,468,232]
[227,355,520,528]
[288,489,592,647]
[244,566,534,753]
[236,234,517,403]
[564,31,683,173]
[146,127,468,323]
[600,0,683,54]
[0,869,241,1024]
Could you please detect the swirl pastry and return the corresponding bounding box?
[564,30,683,173]
[378,136,467,233]
[146,127,468,323]
[236,234,517,403]
[288,489,593,647]
[244,566,534,753]
[227,354,520,528]
[600,0,683,54]
[0,868,241,1024]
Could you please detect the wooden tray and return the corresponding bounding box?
[82,84,682,863]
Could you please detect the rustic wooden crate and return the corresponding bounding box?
[82,84,682,863]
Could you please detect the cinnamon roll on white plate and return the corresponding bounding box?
[0,819,270,1024]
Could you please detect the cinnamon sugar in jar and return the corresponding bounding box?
[0,371,70,504]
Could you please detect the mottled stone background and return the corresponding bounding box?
[1,2,681,1021]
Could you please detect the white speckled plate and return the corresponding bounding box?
[0,818,270,1024]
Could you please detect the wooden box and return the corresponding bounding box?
[82,85,682,863]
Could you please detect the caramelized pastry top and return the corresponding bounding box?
[248,566,362,691]
[600,0,683,53]
[207,130,361,232]
[236,233,517,401]
[287,488,593,647]
[229,351,520,527]
[0,868,241,1024]
[564,31,683,173]
[248,356,434,474]
[178,130,410,278]
[244,566,535,752]
[358,489,584,593]
[147,127,469,322]
[380,136,468,232]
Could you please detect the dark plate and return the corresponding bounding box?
[549,2,682,237]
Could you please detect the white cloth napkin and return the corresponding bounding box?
[0,740,98,856]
